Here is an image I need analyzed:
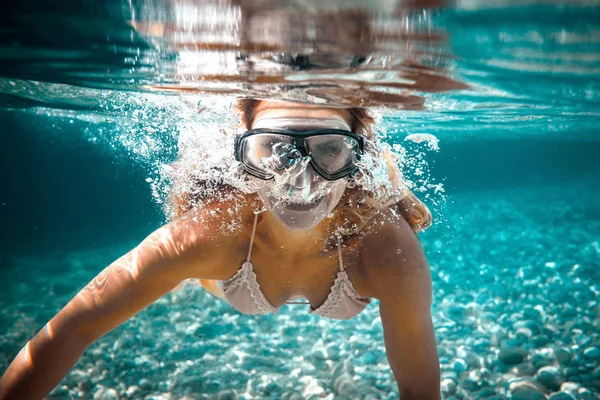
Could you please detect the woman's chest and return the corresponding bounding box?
[222,237,370,308]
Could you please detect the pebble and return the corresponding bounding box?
[157,381,171,392]
[464,351,482,368]
[333,372,358,396]
[508,378,547,400]
[475,387,496,397]
[584,362,597,371]
[172,374,205,392]
[501,338,523,349]
[511,389,547,400]
[511,362,537,377]
[516,327,533,339]
[217,389,237,400]
[326,343,341,359]
[125,386,140,397]
[263,382,283,397]
[555,347,573,365]
[460,378,479,391]
[536,365,564,391]
[473,338,491,352]
[548,392,576,400]
[534,335,550,347]
[93,388,119,400]
[499,347,528,365]
[513,320,538,332]
[359,350,379,365]
[578,387,595,400]
[583,346,600,360]
[310,348,328,361]
[563,367,579,379]
[453,358,469,374]
[560,382,580,394]
[531,352,553,369]
[281,392,305,400]
[468,367,490,381]
[442,371,458,380]
[592,366,600,389]
[77,375,93,392]
[139,379,153,391]
[441,378,457,394]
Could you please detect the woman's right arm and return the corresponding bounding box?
[0,210,219,400]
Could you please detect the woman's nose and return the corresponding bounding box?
[287,161,318,189]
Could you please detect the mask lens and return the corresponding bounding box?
[241,133,296,177]
[305,135,356,176]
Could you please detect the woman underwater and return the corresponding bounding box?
[0,98,441,399]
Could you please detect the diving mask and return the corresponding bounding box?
[235,120,363,181]
[240,116,359,230]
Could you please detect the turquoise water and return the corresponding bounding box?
[1,1,600,399]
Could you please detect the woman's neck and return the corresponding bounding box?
[258,210,331,252]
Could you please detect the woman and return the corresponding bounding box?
[0,99,440,399]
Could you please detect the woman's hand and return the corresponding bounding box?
[361,216,441,400]
[0,208,220,400]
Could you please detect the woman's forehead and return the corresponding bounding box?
[253,100,352,124]
[252,117,351,130]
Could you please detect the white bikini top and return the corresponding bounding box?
[217,213,371,320]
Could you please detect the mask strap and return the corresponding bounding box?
[337,236,345,272]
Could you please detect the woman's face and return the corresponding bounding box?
[249,102,353,231]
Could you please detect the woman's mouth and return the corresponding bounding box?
[276,196,325,211]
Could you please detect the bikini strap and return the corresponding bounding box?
[246,213,259,262]
[337,236,345,272]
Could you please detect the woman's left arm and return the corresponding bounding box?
[361,217,441,400]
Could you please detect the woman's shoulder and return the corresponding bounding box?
[177,194,258,237]
[169,194,257,249]
[356,213,430,300]
[164,195,259,279]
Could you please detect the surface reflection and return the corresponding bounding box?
[134,0,467,107]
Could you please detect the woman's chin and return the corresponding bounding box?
[270,198,329,231]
